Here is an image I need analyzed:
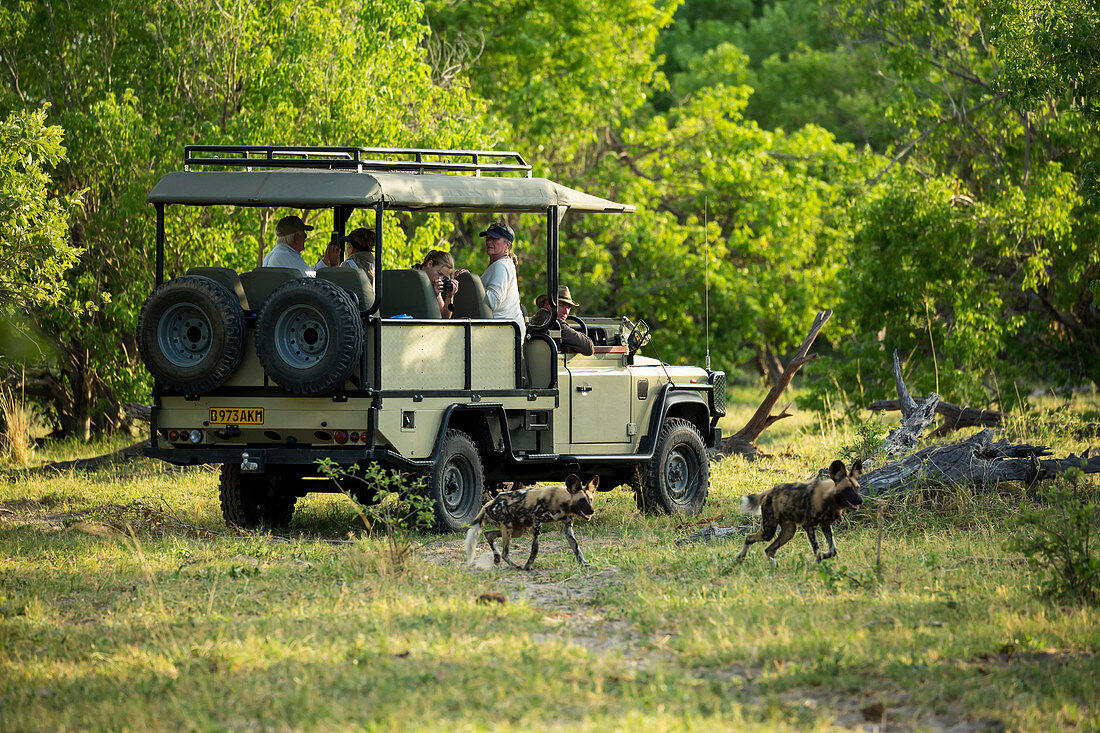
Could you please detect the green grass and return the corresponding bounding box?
[1,394,1098,731]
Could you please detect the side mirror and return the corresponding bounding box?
[627,320,650,356]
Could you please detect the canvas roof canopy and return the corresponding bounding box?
[147,169,636,214]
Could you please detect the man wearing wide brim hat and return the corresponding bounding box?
[263,215,317,273]
[531,285,593,356]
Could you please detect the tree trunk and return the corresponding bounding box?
[717,310,832,459]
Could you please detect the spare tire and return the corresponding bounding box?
[137,275,246,393]
[255,278,363,395]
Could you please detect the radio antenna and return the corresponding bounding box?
[704,197,711,371]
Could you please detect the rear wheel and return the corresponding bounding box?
[424,430,484,532]
[219,464,297,529]
[635,418,709,515]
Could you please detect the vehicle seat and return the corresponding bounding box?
[316,267,375,312]
[186,266,249,309]
[524,334,557,390]
[240,267,304,311]
[451,272,492,319]
[379,269,438,318]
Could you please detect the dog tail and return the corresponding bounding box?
[740,492,764,516]
[464,520,481,565]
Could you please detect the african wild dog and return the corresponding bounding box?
[736,460,863,564]
[464,474,598,571]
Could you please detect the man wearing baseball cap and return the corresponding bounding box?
[530,286,594,355]
[478,221,525,338]
[263,215,319,273]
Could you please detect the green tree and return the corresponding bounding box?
[813,0,1100,406]
[0,0,491,437]
[0,106,83,311]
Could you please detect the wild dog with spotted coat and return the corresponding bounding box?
[736,460,863,564]
[465,474,598,571]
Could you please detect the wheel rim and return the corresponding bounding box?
[158,303,213,367]
[440,454,476,517]
[274,304,330,368]
[665,446,701,505]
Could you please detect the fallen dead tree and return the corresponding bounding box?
[717,310,832,459]
[862,429,1099,494]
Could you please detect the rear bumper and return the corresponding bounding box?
[144,445,376,468]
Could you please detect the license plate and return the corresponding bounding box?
[208,407,264,425]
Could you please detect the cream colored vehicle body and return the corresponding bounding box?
[141,146,725,531]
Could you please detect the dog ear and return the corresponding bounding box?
[566,473,582,491]
[828,460,847,482]
[849,460,863,479]
[584,475,600,492]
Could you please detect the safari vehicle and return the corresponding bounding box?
[139,145,726,531]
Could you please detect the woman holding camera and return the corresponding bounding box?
[413,250,459,319]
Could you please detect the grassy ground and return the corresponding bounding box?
[1,390,1097,731]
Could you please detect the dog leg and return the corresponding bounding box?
[562,521,587,567]
[764,523,797,565]
[736,508,777,560]
[483,529,502,565]
[805,526,824,562]
[523,523,542,571]
[736,528,762,559]
[500,528,525,570]
[821,524,838,559]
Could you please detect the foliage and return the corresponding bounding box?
[0,106,84,312]
[425,0,675,172]
[838,417,889,462]
[1009,468,1100,606]
[820,0,1100,405]
[316,459,435,572]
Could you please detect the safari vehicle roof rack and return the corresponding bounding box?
[184,145,533,177]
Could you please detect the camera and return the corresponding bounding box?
[440,277,455,293]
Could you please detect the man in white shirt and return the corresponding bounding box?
[263,215,315,273]
[478,222,525,339]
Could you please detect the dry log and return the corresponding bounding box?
[718,310,832,459]
[862,429,1100,495]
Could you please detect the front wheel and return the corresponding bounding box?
[424,430,485,532]
[635,418,709,515]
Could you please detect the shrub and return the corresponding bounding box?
[316,459,435,573]
[1008,468,1100,606]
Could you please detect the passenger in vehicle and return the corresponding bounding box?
[263,215,317,273]
[530,286,594,355]
[478,222,525,338]
[413,249,459,318]
[341,227,375,283]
